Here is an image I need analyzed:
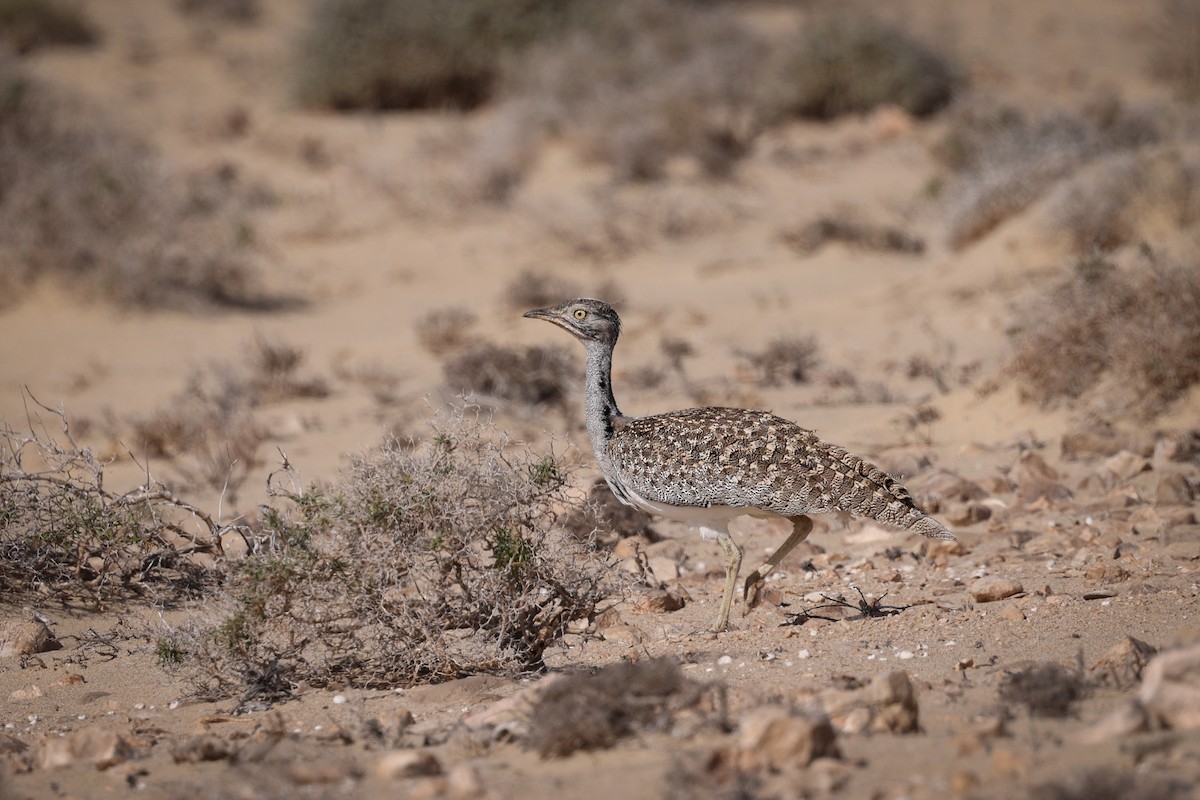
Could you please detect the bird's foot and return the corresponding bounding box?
[743,572,767,611]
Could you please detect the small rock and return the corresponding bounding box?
[445,763,485,799]
[905,469,987,513]
[38,727,134,771]
[220,529,251,560]
[0,619,58,659]
[1138,643,1200,730]
[969,576,1023,603]
[289,759,361,785]
[369,709,416,748]
[375,750,442,780]
[631,587,687,614]
[921,538,966,563]
[1011,451,1060,485]
[1090,636,1157,687]
[946,502,992,527]
[733,706,839,771]
[1156,474,1195,506]
[171,735,233,763]
[1084,563,1129,583]
[1082,589,1117,600]
[51,673,85,687]
[9,684,44,702]
[646,556,680,582]
[997,604,1026,622]
[1101,450,1152,484]
[819,671,919,734]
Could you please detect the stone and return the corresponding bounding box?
[997,604,1026,622]
[445,763,486,799]
[1101,451,1152,484]
[946,502,992,527]
[905,470,987,513]
[0,619,58,659]
[1138,643,1200,730]
[1156,474,1195,505]
[51,674,85,687]
[289,759,361,784]
[969,576,1023,603]
[220,529,250,560]
[0,734,29,755]
[1011,451,1060,485]
[1090,636,1157,687]
[646,557,680,582]
[628,587,686,614]
[733,706,839,771]
[375,750,442,780]
[171,735,233,763]
[9,684,44,701]
[921,537,966,563]
[819,671,919,734]
[38,727,134,771]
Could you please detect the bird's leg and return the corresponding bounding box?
[711,525,742,633]
[743,514,813,611]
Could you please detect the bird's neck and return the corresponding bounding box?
[583,340,622,452]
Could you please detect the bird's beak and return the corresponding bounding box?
[522,307,553,321]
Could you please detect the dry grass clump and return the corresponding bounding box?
[1,400,225,607]
[500,0,764,181]
[760,12,956,121]
[165,414,610,697]
[0,60,271,310]
[1148,0,1200,101]
[739,336,820,388]
[415,306,478,355]
[1010,257,1200,413]
[938,102,1159,250]
[527,659,717,758]
[294,0,587,111]
[443,343,576,409]
[0,0,97,54]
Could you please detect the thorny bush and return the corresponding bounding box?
[165,413,611,699]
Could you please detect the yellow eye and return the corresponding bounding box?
[573,308,587,320]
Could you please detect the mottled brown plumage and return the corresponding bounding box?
[524,298,955,633]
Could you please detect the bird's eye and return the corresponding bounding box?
[573,308,587,320]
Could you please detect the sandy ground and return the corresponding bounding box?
[2,1,1199,798]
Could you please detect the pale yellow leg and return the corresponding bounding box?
[713,528,742,633]
[743,514,814,610]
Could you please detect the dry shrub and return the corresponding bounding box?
[443,343,576,409]
[294,0,586,111]
[1010,257,1200,413]
[761,11,956,121]
[781,216,924,256]
[0,0,97,54]
[998,661,1083,718]
[415,306,478,355]
[1029,768,1190,800]
[165,414,611,697]
[561,477,659,546]
[1148,0,1200,101]
[527,659,716,758]
[176,0,260,23]
[130,338,326,497]
[1,400,224,607]
[939,103,1159,250]
[0,59,271,310]
[500,0,764,181]
[739,336,820,387]
[1046,149,1200,254]
[504,270,582,311]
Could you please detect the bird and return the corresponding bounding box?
[523,298,956,633]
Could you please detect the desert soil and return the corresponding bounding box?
[2,1,1199,799]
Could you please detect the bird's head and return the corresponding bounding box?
[523,298,621,347]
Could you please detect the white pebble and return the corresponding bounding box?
[897,650,915,660]
[797,649,811,659]
[332,694,348,705]
[169,701,180,710]
[717,655,733,666]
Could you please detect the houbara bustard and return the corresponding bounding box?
[524,298,955,633]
